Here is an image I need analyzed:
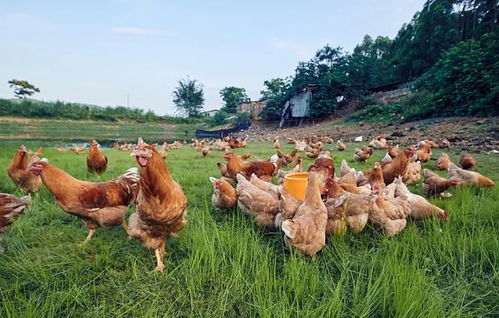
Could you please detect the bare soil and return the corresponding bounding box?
[239,117,499,153]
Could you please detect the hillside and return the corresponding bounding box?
[0,117,202,143]
[241,116,499,153]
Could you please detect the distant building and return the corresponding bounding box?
[279,84,319,128]
[201,109,219,117]
[237,100,267,120]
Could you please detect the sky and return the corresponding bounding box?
[0,0,426,115]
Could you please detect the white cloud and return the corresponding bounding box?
[110,27,173,36]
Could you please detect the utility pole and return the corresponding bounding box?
[127,94,130,108]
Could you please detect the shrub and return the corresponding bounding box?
[415,32,499,117]
[0,98,213,124]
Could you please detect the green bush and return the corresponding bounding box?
[0,98,212,124]
[347,103,403,123]
[210,110,229,126]
[346,92,438,123]
[414,31,499,117]
[349,32,499,124]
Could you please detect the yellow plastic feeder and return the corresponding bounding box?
[283,172,309,201]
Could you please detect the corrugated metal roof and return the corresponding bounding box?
[290,90,311,117]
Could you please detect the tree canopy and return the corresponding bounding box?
[173,78,205,117]
[259,0,498,121]
[8,79,40,98]
[219,86,249,113]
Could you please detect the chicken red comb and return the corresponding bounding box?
[438,211,449,221]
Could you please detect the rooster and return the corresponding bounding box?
[324,178,372,235]
[68,146,86,154]
[0,193,30,253]
[274,138,281,150]
[225,151,277,182]
[422,169,460,195]
[249,174,280,199]
[387,145,400,158]
[276,157,303,184]
[307,155,335,194]
[394,177,447,220]
[340,159,355,177]
[337,140,346,151]
[295,139,307,151]
[354,147,374,162]
[440,139,450,148]
[236,174,280,228]
[202,146,211,157]
[158,142,169,158]
[436,152,450,170]
[228,137,244,149]
[276,149,299,166]
[129,138,188,272]
[7,145,42,192]
[382,146,415,185]
[380,152,393,167]
[281,172,327,256]
[403,160,421,185]
[364,162,385,189]
[369,187,410,237]
[459,154,476,170]
[368,136,388,149]
[306,146,324,159]
[87,140,108,174]
[209,177,237,210]
[28,158,138,244]
[415,142,432,163]
[448,163,494,187]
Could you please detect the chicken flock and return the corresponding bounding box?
[208,135,495,256]
[2,138,187,272]
[0,134,495,268]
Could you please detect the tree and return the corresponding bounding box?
[8,79,40,98]
[172,78,205,117]
[416,31,499,116]
[389,0,461,81]
[348,35,394,89]
[259,78,292,120]
[219,87,249,113]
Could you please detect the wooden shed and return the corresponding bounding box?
[279,84,319,128]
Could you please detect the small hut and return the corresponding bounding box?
[279,84,319,128]
[237,100,267,120]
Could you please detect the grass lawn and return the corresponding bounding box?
[0,141,497,317]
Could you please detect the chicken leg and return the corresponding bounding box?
[153,242,166,273]
[122,221,130,238]
[81,229,96,245]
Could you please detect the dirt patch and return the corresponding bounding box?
[0,117,34,124]
[238,117,499,153]
[158,121,176,131]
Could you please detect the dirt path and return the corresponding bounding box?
[239,117,499,153]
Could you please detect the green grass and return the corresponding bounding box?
[0,141,497,317]
[0,117,203,142]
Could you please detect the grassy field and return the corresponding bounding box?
[0,141,497,317]
[0,117,201,142]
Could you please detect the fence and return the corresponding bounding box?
[195,121,251,139]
